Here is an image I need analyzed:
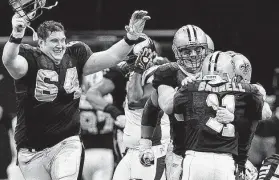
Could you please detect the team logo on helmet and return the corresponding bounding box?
[239,63,251,75]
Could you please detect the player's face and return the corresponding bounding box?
[40,31,66,62]
[178,45,206,73]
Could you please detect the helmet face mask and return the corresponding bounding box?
[9,0,46,21]
[172,25,208,74]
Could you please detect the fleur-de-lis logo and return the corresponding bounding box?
[239,63,251,75]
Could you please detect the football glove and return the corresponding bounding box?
[133,47,157,74]
[139,139,154,167]
[12,13,29,38]
[245,160,258,180]
[165,151,183,180]
[125,10,151,40]
[236,161,258,180]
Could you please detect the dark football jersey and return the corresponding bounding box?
[153,62,188,89]
[173,80,263,156]
[14,41,93,149]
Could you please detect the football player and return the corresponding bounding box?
[140,25,211,180]
[141,51,268,180]
[2,7,151,180]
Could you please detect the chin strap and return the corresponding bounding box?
[27,1,59,41]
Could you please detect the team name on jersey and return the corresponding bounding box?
[198,81,245,92]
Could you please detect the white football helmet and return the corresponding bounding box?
[206,34,214,54]
[202,51,235,83]
[231,53,252,83]
[172,25,208,73]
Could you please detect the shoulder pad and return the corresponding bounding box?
[153,62,179,89]
[19,43,41,59]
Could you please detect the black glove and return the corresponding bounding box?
[133,47,156,74]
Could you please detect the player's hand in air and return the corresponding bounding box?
[139,139,154,167]
[134,47,157,73]
[125,10,151,40]
[12,13,29,38]
[216,107,234,124]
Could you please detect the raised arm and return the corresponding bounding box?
[82,10,151,76]
[2,14,28,80]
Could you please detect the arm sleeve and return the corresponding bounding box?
[141,97,161,127]
[141,97,161,139]
[17,44,37,80]
[173,86,189,114]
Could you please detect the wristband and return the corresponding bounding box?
[103,104,123,119]
[9,34,22,44]
[123,35,145,46]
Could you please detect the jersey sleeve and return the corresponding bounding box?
[249,85,264,120]
[152,62,178,89]
[67,41,93,72]
[17,44,38,80]
[173,86,189,114]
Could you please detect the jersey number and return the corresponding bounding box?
[35,68,81,102]
[206,94,236,137]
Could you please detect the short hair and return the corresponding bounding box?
[37,20,65,40]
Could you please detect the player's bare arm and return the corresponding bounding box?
[127,73,143,104]
[2,14,29,80]
[83,10,151,75]
[127,47,157,109]
[158,85,176,114]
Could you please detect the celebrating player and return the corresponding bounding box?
[2,5,151,180]
[140,25,211,180]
